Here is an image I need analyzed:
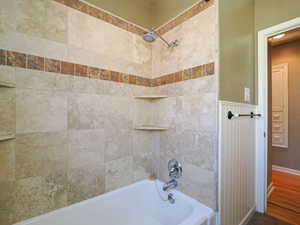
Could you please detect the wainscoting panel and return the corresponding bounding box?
[219,101,256,225]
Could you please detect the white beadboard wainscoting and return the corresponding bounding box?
[218,101,257,225]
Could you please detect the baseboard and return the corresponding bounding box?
[267,182,275,198]
[238,206,256,225]
[272,165,300,176]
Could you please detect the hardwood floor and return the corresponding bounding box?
[267,170,300,225]
[272,170,300,192]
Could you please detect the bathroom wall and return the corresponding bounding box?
[254,0,300,104]
[219,0,255,104]
[271,39,300,171]
[0,0,218,224]
[152,0,219,208]
[0,1,156,224]
[84,0,153,29]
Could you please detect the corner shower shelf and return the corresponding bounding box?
[0,81,16,88]
[0,135,16,142]
[134,126,168,131]
[134,95,168,99]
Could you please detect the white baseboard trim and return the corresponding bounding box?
[238,206,256,225]
[272,165,300,176]
[267,182,275,198]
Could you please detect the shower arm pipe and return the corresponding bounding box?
[151,29,172,47]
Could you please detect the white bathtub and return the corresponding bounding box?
[14,180,215,225]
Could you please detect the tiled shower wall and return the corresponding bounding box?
[0,0,218,224]
[153,2,219,208]
[0,1,156,224]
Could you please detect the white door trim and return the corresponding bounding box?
[256,17,300,213]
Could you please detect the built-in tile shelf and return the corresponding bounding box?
[0,135,16,142]
[134,95,168,99]
[0,80,16,88]
[134,126,168,131]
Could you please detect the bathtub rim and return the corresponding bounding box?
[13,179,215,225]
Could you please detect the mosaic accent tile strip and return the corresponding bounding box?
[151,62,214,86]
[156,0,215,35]
[54,0,147,36]
[0,49,214,87]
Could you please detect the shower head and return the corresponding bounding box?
[142,29,179,47]
[143,30,156,43]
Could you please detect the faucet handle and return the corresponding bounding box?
[168,159,182,179]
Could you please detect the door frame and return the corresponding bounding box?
[256,17,300,213]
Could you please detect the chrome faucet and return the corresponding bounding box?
[162,159,182,192]
[163,179,178,191]
[167,193,175,204]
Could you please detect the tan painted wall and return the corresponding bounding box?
[85,0,201,29]
[255,0,300,32]
[271,39,300,171]
[219,0,255,104]
[84,0,154,28]
[254,0,300,104]
[151,0,199,28]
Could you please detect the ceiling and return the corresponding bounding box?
[269,28,300,46]
[84,0,200,29]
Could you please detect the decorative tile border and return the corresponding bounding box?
[54,0,147,36]
[151,62,214,86]
[0,49,214,87]
[156,0,215,35]
[54,0,214,37]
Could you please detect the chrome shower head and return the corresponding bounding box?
[142,29,179,47]
[143,30,156,43]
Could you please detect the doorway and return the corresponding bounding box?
[266,28,300,224]
[256,17,300,217]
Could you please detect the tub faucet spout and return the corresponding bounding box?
[163,179,178,191]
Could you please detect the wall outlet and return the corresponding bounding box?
[244,87,250,102]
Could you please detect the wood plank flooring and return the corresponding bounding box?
[272,170,300,192]
[267,170,300,225]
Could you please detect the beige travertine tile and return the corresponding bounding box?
[16,68,56,90]
[55,73,72,91]
[15,131,68,180]
[67,8,85,49]
[0,0,16,35]
[0,66,16,84]
[152,6,218,77]
[104,128,132,162]
[0,176,67,224]
[15,0,46,39]
[0,140,15,182]
[182,131,217,171]
[69,129,105,154]
[132,131,160,178]
[15,0,67,44]
[133,98,158,127]
[101,96,132,130]
[68,93,105,129]
[182,75,217,95]
[0,209,13,225]
[105,156,133,192]
[16,89,67,133]
[179,164,216,208]
[67,160,105,204]
[44,1,68,44]
[0,87,16,136]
